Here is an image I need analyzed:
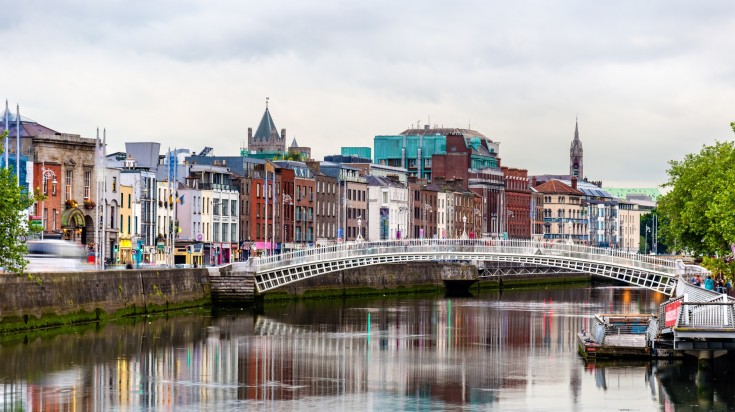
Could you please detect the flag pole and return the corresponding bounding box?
[94,128,100,270]
[101,129,107,269]
[16,104,20,186]
[3,100,8,168]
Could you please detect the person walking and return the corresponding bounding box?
[704,275,715,291]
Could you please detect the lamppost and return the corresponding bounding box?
[423,203,432,239]
[40,162,57,240]
[356,215,363,242]
[397,206,407,240]
[446,203,454,239]
[505,210,514,239]
[282,193,292,251]
[568,220,573,245]
[645,225,651,254]
[473,208,481,238]
[461,215,468,239]
[491,212,497,239]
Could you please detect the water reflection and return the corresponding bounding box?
[0,287,733,410]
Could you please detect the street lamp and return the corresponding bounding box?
[423,203,433,239]
[461,214,468,239]
[568,220,573,245]
[645,225,651,254]
[491,212,497,239]
[506,210,514,239]
[282,193,292,251]
[356,215,363,242]
[473,208,481,239]
[397,206,407,239]
[40,162,57,240]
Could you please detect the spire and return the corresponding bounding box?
[290,137,299,148]
[570,117,583,179]
[253,99,279,142]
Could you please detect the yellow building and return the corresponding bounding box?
[118,184,133,264]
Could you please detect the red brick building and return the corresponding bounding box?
[502,167,531,239]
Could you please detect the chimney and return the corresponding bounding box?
[281,129,286,141]
[571,176,578,190]
[306,160,320,173]
[531,176,537,187]
[248,127,252,139]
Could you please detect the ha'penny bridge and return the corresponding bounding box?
[210,239,735,359]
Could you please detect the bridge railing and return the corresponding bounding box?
[251,239,680,274]
[676,301,735,329]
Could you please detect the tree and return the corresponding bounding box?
[657,124,735,256]
[0,131,38,274]
[639,209,670,254]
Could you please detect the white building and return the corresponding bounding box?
[365,176,408,241]
[184,164,239,265]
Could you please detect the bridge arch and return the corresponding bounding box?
[240,239,698,295]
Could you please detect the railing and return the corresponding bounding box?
[251,238,683,274]
[677,301,735,329]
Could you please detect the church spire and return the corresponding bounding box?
[570,117,583,179]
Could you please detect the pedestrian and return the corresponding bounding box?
[704,275,715,291]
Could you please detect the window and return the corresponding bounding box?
[112,177,117,192]
[65,170,73,199]
[84,171,91,199]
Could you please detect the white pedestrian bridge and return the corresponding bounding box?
[240,239,707,295]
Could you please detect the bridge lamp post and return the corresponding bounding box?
[568,220,573,245]
[491,213,497,239]
[645,225,651,254]
[282,194,292,251]
[356,215,363,242]
[506,210,514,239]
[397,206,407,240]
[461,215,468,239]
[423,203,432,239]
[40,162,57,240]
[473,208,481,239]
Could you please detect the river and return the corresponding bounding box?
[1,285,734,411]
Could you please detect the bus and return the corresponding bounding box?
[24,240,92,273]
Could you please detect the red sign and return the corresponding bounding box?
[664,300,682,327]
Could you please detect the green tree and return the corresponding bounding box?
[640,209,670,254]
[657,124,735,256]
[0,131,38,274]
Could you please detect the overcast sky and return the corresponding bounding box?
[2,0,734,188]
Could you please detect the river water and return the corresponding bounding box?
[1,286,735,411]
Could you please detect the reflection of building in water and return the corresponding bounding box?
[245,290,595,407]
[0,288,672,410]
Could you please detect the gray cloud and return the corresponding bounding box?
[2,0,735,188]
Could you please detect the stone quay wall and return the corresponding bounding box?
[0,268,211,322]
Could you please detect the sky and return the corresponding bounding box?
[2,0,734,188]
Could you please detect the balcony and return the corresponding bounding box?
[198,183,239,192]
